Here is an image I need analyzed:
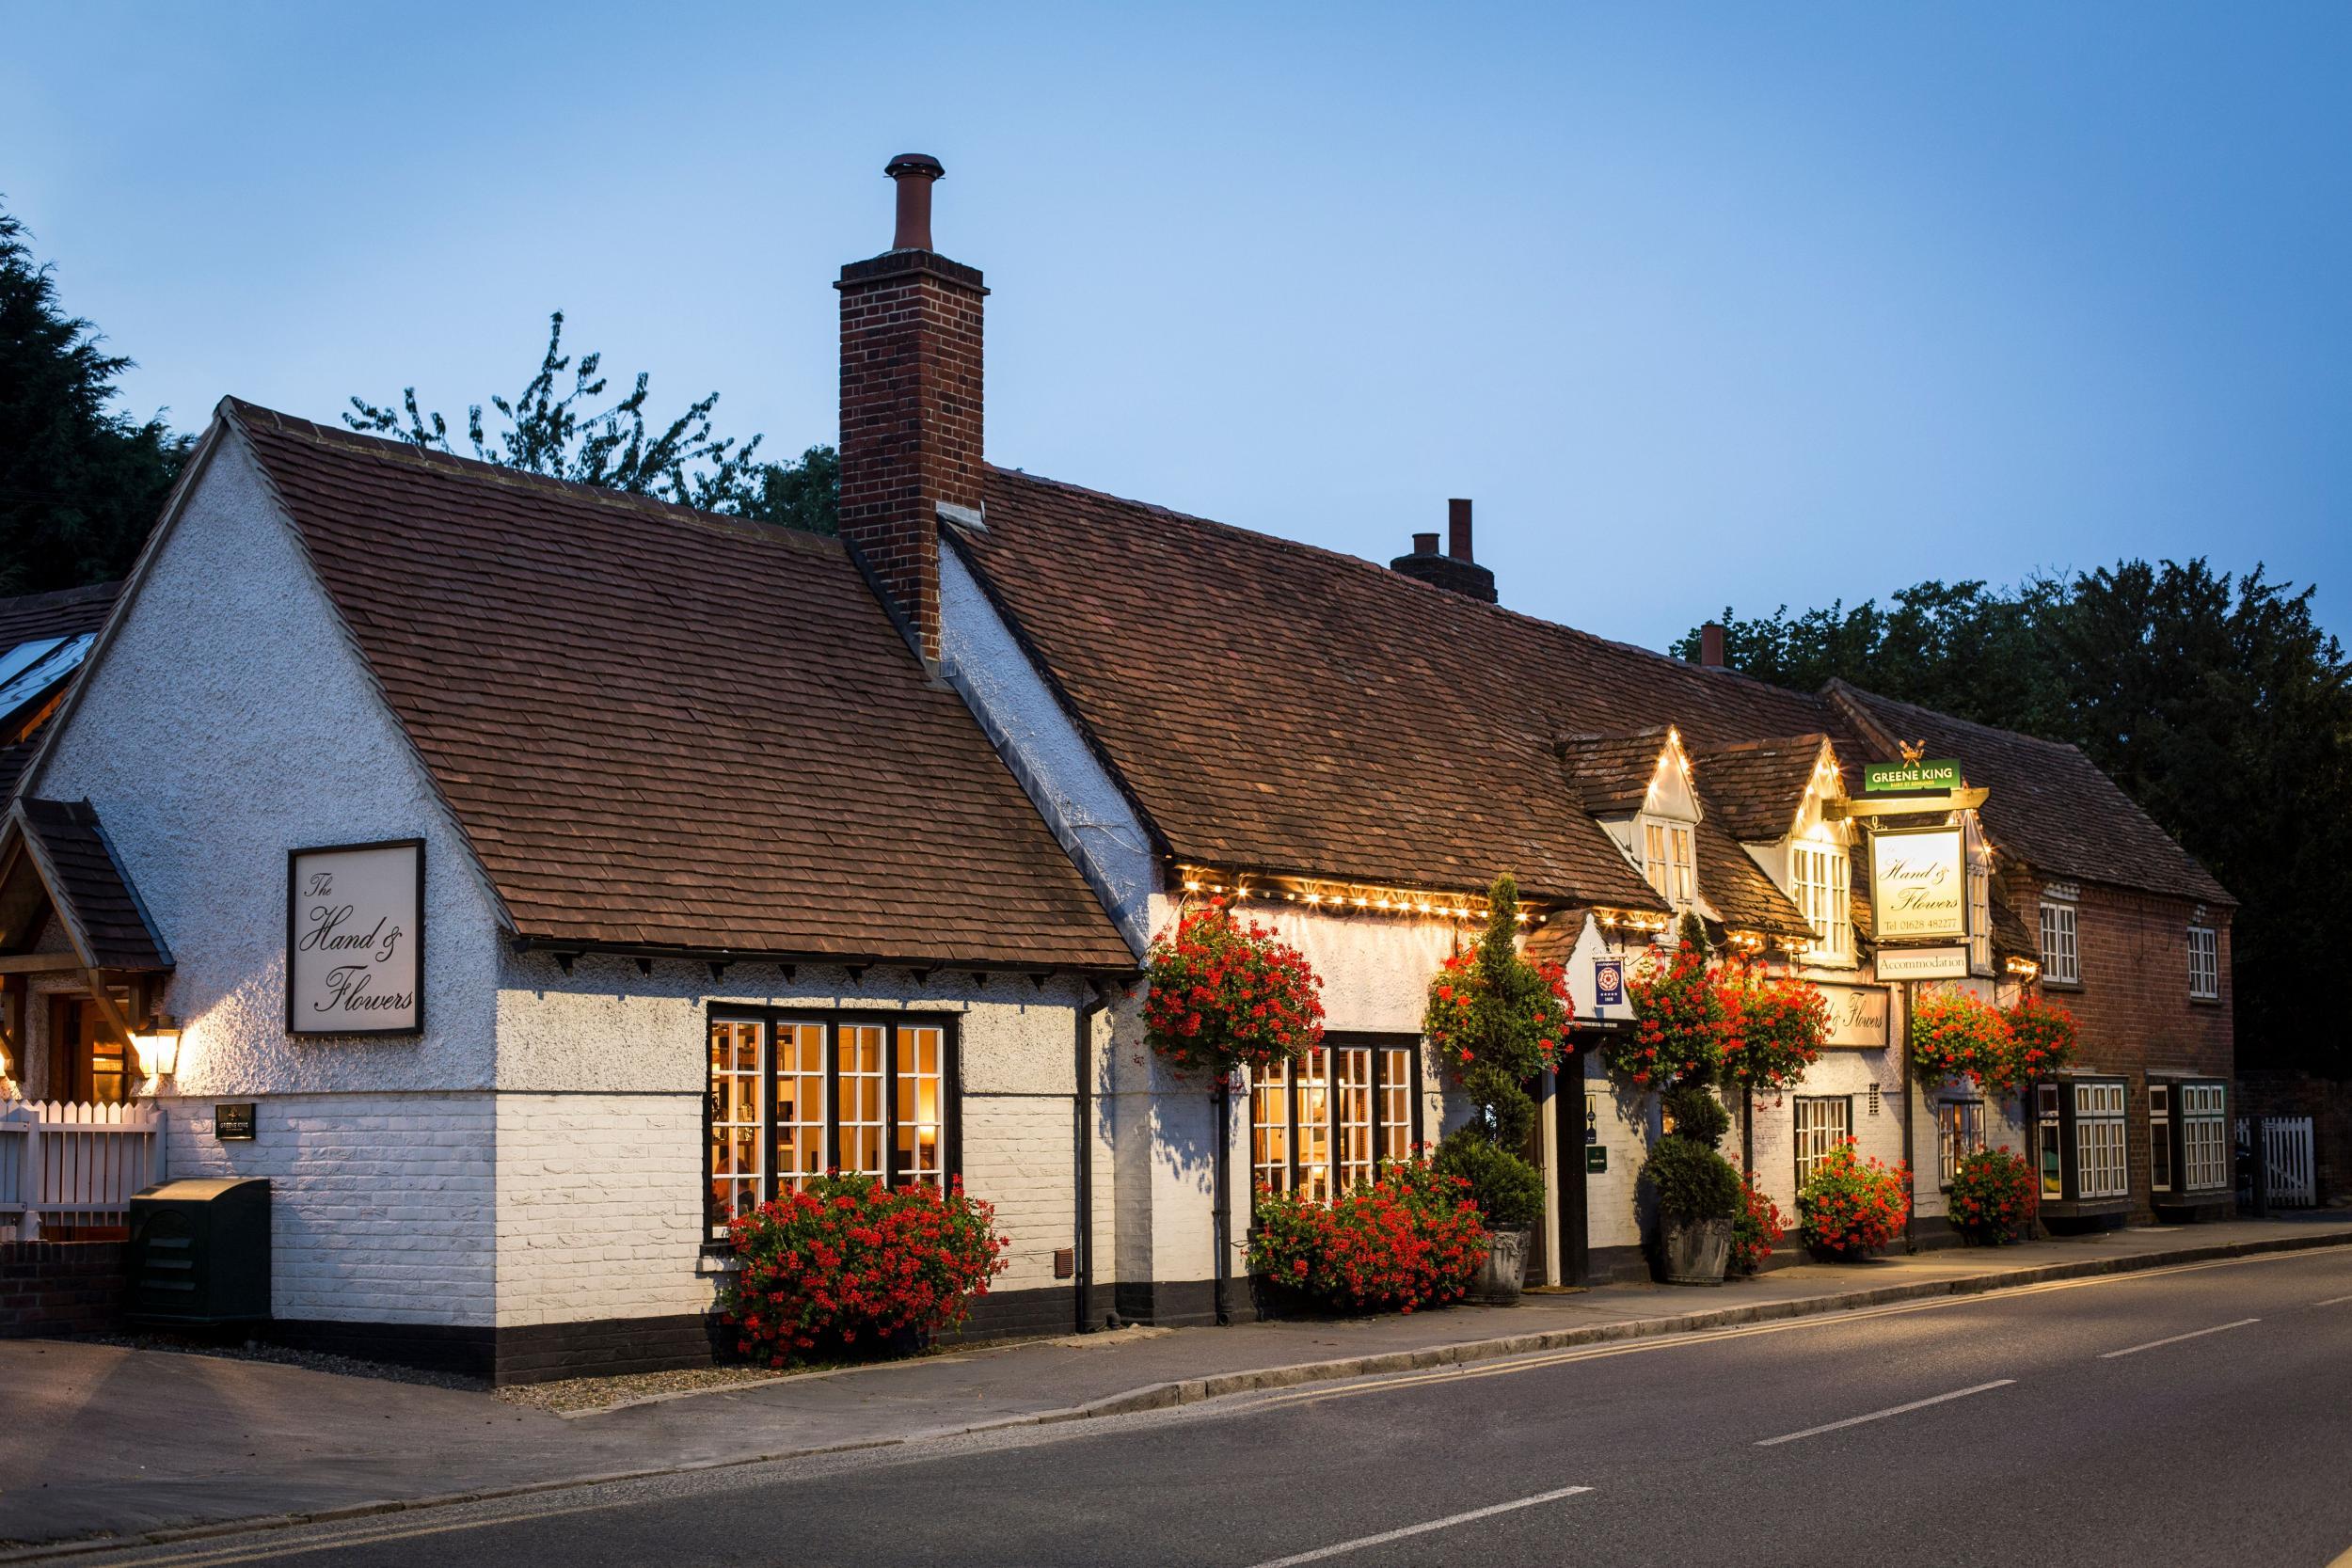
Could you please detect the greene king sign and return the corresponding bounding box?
[1869,825,1967,942]
[1863,758,1962,794]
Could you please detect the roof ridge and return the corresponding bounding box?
[0,582,120,614]
[1823,675,2088,760]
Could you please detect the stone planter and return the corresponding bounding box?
[1657,1215,1732,1285]
[1473,1227,1529,1304]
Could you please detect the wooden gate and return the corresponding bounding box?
[2237,1115,2317,1208]
[0,1100,166,1238]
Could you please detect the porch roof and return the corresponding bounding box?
[0,798,171,974]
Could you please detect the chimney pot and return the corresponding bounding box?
[885,153,945,251]
[1389,499,1497,604]
[1447,498,1473,562]
[1411,531,1438,557]
[1700,622,1727,668]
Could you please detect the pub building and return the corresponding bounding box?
[0,156,2233,1378]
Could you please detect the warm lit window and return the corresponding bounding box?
[1643,818,1696,909]
[2187,927,2218,1000]
[1794,1096,1851,1188]
[1792,843,1851,962]
[705,1012,954,1239]
[1251,1038,1419,1198]
[2074,1081,2127,1199]
[1935,1099,1985,1187]
[2181,1083,2228,1191]
[2039,900,2079,985]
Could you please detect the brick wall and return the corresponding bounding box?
[837,249,986,664]
[2237,1071,2352,1204]
[0,1240,124,1337]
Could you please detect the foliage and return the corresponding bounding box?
[0,208,190,593]
[1718,969,1830,1094]
[347,310,838,531]
[1907,989,2012,1089]
[1995,996,2079,1091]
[1431,1126,1544,1229]
[1729,1166,1786,1274]
[1609,936,1724,1088]
[1946,1148,2037,1245]
[1142,898,1324,1078]
[1423,875,1571,1148]
[1247,1160,1487,1314]
[719,1174,1006,1366]
[1640,1133,1742,1224]
[1661,1083,1731,1147]
[1796,1140,1912,1259]
[1681,562,2352,1076]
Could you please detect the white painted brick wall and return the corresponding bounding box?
[962,1097,1077,1293]
[492,1094,710,1326]
[159,1093,494,1324]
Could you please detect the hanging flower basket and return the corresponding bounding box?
[1143,898,1324,1078]
[1906,988,2011,1089]
[1422,907,1574,1083]
[1718,969,1829,1095]
[1994,996,2078,1091]
[1607,939,1724,1088]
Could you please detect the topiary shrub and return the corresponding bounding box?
[1423,874,1574,1151]
[1796,1139,1912,1259]
[1247,1160,1488,1314]
[1641,1134,1742,1225]
[1432,1126,1545,1229]
[1947,1147,2037,1244]
[1662,1084,1732,1148]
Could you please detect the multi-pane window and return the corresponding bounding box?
[2149,1084,2173,1193]
[1935,1099,1985,1187]
[705,1012,955,1239]
[2187,927,2219,1001]
[2074,1081,2127,1199]
[1792,844,1851,962]
[1251,1039,1419,1198]
[2039,900,2079,984]
[1794,1096,1851,1188]
[1643,819,1695,909]
[2036,1084,2063,1198]
[2182,1083,2228,1191]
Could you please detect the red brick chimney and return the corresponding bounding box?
[836,153,986,665]
[1699,622,1727,668]
[1390,499,1498,603]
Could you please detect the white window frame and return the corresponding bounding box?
[1792,841,1852,964]
[2148,1083,2172,1193]
[1794,1096,1852,1189]
[1641,816,1696,910]
[2074,1081,2127,1199]
[1935,1098,1986,1188]
[2039,898,2079,985]
[2182,1083,2229,1191]
[2187,926,2218,1000]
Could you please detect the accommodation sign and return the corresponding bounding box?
[287,839,424,1036]
[1864,758,1961,794]
[1869,825,1966,942]
[1813,982,1891,1048]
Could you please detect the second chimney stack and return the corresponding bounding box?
[1389,499,1498,604]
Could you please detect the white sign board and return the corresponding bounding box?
[288,839,424,1036]
[1870,826,1967,943]
[1876,945,1971,981]
[1815,982,1892,1048]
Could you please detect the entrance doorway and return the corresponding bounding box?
[1554,1066,1590,1287]
[46,995,132,1104]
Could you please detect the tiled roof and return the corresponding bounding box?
[1692,735,1832,843]
[1695,815,1812,938]
[7,797,170,972]
[0,582,118,649]
[1827,681,2232,906]
[1554,730,1672,816]
[223,403,1133,972]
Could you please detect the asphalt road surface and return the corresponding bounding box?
[65,1247,2352,1568]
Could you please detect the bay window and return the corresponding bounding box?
[1794,1096,1851,1187]
[705,1010,956,1240]
[2152,1079,2230,1202]
[1643,818,1696,909]
[1792,843,1851,962]
[2035,1076,2129,1214]
[1250,1037,1421,1198]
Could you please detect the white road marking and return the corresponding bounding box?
[2098,1317,2261,1358]
[2312,1294,2352,1308]
[1242,1485,1594,1567]
[1755,1379,2015,1447]
[79,1497,642,1568]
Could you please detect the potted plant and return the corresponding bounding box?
[1246,1158,1487,1315]
[1642,1084,1742,1284]
[1422,874,1570,1303]
[1728,1164,1786,1275]
[1947,1147,2037,1244]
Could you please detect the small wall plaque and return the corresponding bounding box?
[215,1101,258,1141]
[1585,1145,1608,1174]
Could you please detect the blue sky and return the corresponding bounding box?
[6,2,2346,647]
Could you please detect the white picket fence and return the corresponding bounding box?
[2237,1116,2317,1208]
[0,1101,166,1238]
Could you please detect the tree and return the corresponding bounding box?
[0,206,190,593]
[1682,561,2352,1074]
[347,311,836,533]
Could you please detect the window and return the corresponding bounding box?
[2149,1084,2172,1193]
[1966,816,1993,975]
[1642,818,1695,909]
[1794,1096,1852,1188]
[2187,927,2219,1001]
[2074,1081,2127,1199]
[2036,1084,2062,1198]
[2039,899,2079,985]
[2182,1083,2228,1191]
[704,1012,956,1240]
[1792,843,1851,962]
[1251,1038,1420,1198]
[1935,1099,1985,1187]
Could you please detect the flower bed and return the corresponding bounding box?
[1719,970,1829,1094]
[1730,1166,1786,1275]
[1248,1161,1487,1314]
[719,1174,1007,1366]
[1947,1147,2037,1244]
[1796,1139,1912,1259]
[1143,898,1325,1077]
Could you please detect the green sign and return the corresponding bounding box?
[1585,1145,1608,1174]
[1864,759,1962,795]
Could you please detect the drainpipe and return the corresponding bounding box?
[1213,1080,1233,1325]
[1073,983,1109,1334]
[1900,980,1917,1252]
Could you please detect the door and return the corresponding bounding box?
[1555,1066,1590,1287]
[47,996,132,1104]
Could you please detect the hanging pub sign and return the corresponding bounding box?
[1869,825,1967,943]
[1863,758,1962,795]
[287,838,424,1036]
[1813,981,1892,1048]
[1593,955,1627,1009]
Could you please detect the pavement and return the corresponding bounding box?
[5,1217,2350,1559]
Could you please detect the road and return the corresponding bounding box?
[62,1247,2352,1568]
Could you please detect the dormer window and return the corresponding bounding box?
[1642,818,1694,908]
[1791,842,1851,963]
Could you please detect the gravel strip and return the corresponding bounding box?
[496,1363,813,1415]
